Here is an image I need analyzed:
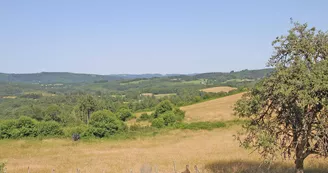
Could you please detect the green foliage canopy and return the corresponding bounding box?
[234,22,328,173]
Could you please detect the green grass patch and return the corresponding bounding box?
[174,121,226,130]
[181,79,206,84]
[120,79,148,85]
[154,93,177,98]
[222,78,254,83]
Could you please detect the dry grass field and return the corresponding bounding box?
[154,93,177,98]
[135,92,244,122]
[140,93,154,97]
[1,127,327,173]
[1,92,327,173]
[200,86,236,93]
[181,93,244,122]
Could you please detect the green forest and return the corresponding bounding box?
[0,68,271,139]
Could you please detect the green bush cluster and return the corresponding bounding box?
[151,100,185,128]
[116,108,134,121]
[0,110,128,139]
[0,116,63,139]
[137,113,153,122]
[84,110,127,138]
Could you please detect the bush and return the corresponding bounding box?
[84,127,107,138]
[16,116,38,137]
[0,116,38,138]
[153,100,174,118]
[63,125,88,137]
[0,120,16,139]
[116,108,133,121]
[90,110,115,122]
[137,113,152,122]
[150,100,186,128]
[160,111,177,126]
[151,118,165,128]
[87,110,127,137]
[37,121,63,136]
[173,108,185,121]
[44,104,61,122]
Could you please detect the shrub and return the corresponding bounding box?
[16,116,38,137]
[116,108,133,121]
[0,120,16,139]
[63,125,88,137]
[151,118,165,128]
[153,100,174,118]
[44,104,61,122]
[160,111,177,126]
[37,121,63,136]
[84,127,107,138]
[87,110,127,137]
[137,113,152,122]
[0,116,38,138]
[173,108,185,121]
[90,110,115,122]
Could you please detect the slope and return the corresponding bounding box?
[181,92,244,122]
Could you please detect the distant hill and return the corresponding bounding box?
[193,68,274,80]
[169,68,274,81]
[0,72,179,84]
[0,68,273,84]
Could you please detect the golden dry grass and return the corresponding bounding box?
[2,96,17,99]
[141,93,154,97]
[135,93,244,122]
[0,127,263,172]
[181,93,244,122]
[1,127,327,173]
[154,93,176,98]
[1,93,327,172]
[200,86,236,93]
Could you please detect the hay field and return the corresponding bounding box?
[1,92,327,173]
[154,93,177,98]
[135,92,244,122]
[140,93,154,97]
[1,127,327,173]
[200,86,236,93]
[181,93,244,122]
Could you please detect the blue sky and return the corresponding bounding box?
[1,0,327,74]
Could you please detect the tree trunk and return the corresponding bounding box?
[295,158,304,173]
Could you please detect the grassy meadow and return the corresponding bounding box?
[1,127,327,173]
[200,86,237,93]
[1,92,327,173]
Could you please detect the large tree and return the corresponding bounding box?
[234,22,328,173]
[78,95,97,124]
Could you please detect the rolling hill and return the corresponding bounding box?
[0,68,273,84]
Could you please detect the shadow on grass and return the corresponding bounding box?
[205,160,328,173]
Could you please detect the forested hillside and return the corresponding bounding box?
[0,68,273,84]
[0,72,176,84]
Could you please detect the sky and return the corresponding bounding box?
[1,0,327,74]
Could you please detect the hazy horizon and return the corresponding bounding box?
[1,0,327,74]
[0,67,272,76]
